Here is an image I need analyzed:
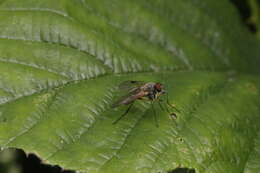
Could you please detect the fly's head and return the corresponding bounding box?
[154,83,166,99]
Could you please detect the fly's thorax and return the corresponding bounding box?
[141,82,166,100]
[147,90,164,100]
[141,82,156,91]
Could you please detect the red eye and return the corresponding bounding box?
[154,83,162,91]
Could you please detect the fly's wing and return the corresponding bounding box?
[112,81,145,108]
[112,91,145,108]
[118,80,145,92]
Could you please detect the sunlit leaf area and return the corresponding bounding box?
[0,0,259,173]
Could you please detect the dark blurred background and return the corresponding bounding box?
[231,0,260,35]
[0,0,259,173]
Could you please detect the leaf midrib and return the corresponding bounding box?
[0,70,233,107]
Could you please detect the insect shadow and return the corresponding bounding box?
[111,80,179,127]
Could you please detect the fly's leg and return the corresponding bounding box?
[162,82,179,119]
[113,103,134,124]
[159,99,178,119]
[151,101,159,127]
[164,82,177,112]
[158,100,165,112]
[158,99,171,113]
[166,96,180,113]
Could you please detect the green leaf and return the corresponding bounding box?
[0,0,259,173]
[245,129,260,172]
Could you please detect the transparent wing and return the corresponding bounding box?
[118,80,145,92]
[112,81,145,108]
[111,92,138,108]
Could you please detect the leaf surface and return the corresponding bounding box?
[0,0,260,173]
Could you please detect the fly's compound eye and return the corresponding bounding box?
[154,83,163,92]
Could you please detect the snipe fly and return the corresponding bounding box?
[112,81,179,126]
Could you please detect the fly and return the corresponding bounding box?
[112,80,179,126]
